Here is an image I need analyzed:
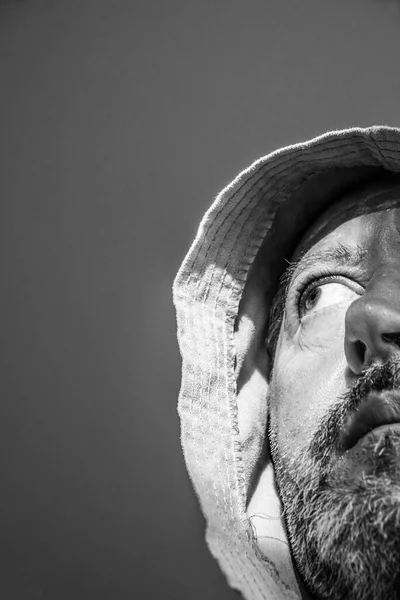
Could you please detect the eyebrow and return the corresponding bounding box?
[280,243,367,291]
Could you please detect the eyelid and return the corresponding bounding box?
[292,268,365,317]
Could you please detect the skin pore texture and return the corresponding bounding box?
[268,183,400,600]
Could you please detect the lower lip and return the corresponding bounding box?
[345,423,400,455]
[332,423,400,481]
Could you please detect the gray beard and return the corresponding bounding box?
[269,362,400,600]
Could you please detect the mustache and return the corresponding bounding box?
[309,360,400,467]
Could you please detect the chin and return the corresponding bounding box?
[281,431,400,600]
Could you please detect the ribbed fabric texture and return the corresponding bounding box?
[173,126,400,600]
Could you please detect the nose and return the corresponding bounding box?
[345,274,400,374]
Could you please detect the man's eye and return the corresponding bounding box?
[299,281,360,318]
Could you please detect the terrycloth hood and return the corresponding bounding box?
[172,126,400,600]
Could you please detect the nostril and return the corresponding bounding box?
[382,332,400,348]
[355,340,366,364]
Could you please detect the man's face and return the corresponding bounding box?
[268,186,400,600]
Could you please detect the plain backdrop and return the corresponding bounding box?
[1,1,400,598]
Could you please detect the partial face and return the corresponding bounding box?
[269,184,400,600]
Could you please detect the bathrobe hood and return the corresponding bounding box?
[172,126,400,599]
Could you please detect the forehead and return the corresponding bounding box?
[292,184,400,264]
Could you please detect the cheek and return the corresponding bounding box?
[270,311,348,455]
[297,300,350,350]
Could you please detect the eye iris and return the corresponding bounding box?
[304,286,321,312]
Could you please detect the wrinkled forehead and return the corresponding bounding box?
[293,180,400,261]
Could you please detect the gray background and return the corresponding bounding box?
[1,0,400,598]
